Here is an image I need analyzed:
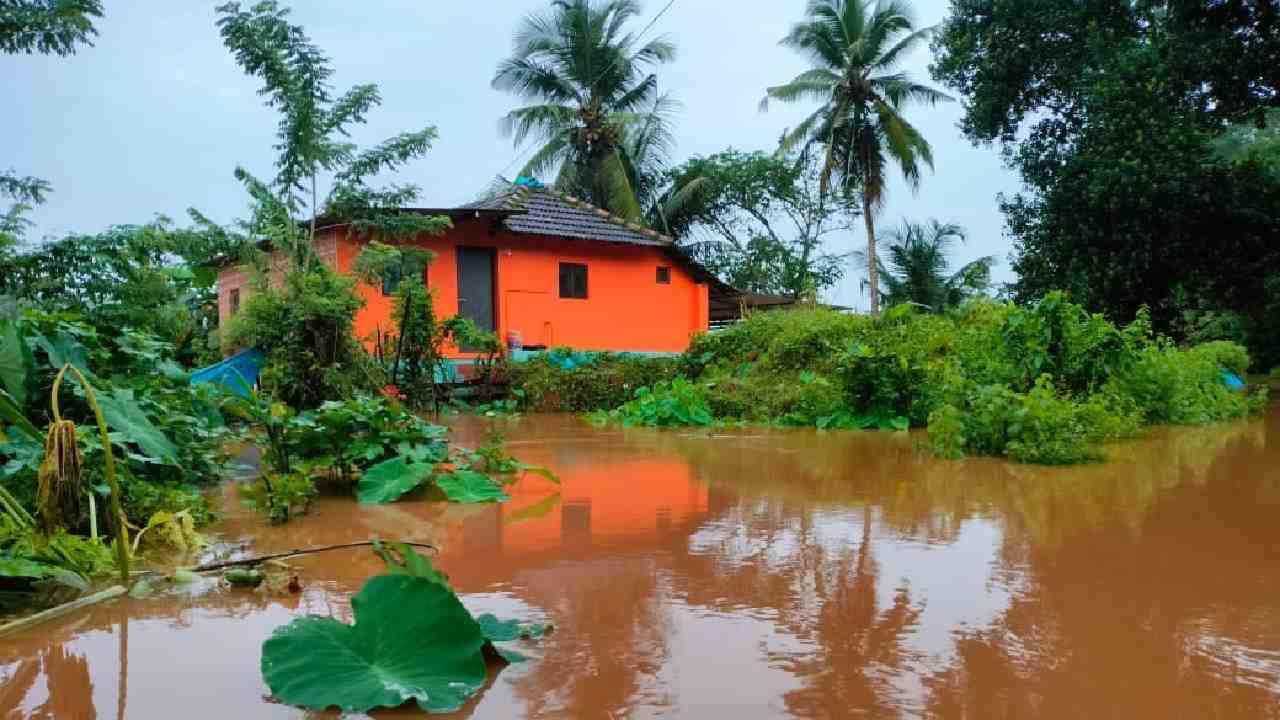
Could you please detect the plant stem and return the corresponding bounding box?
[54,364,130,586]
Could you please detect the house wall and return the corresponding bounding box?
[216,220,709,357]
[215,234,338,336]
[339,218,709,356]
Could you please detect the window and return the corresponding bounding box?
[559,262,588,299]
[656,266,671,284]
[229,288,240,316]
[382,264,402,296]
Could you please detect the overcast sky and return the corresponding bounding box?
[2,0,1021,309]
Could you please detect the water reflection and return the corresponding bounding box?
[0,409,1276,719]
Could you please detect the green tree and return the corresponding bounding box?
[0,171,50,255]
[660,149,857,297]
[0,0,102,56]
[932,0,1280,366]
[762,0,949,314]
[861,218,994,311]
[492,0,677,221]
[216,1,447,246]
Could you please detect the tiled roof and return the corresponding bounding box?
[465,185,674,247]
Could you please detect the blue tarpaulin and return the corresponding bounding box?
[191,348,265,397]
[1221,369,1247,391]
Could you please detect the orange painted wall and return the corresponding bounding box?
[335,219,709,356]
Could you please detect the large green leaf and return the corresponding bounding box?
[436,470,510,504]
[0,320,32,407]
[357,457,434,504]
[0,556,59,579]
[34,332,89,372]
[260,574,488,714]
[476,613,551,663]
[97,389,179,464]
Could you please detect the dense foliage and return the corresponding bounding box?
[506,351,679,412]
[932,0,1280,368]
[537,299,1268,464]
[0,307,228,589]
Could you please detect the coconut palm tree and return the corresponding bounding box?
[492,0,676,221]
[858,219,995,311]
[761,0,950,314]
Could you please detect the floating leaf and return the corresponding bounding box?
[435,470,509,504]
[476,613,551,663]
[225,568,264,586]
[357,457,434,504]
[260,574,487,714]
[97,389,179,464]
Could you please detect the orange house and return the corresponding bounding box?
[217,183,728,357]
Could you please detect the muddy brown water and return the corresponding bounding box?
[3,409,1279,719]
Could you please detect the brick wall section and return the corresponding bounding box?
[215,233,339,350]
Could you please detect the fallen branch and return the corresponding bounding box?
[0,585,127,639]
[186,540,438,573]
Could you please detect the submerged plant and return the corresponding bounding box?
[260,543,545,714]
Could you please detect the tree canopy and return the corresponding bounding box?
[0,0,102,56]
[763,0,949,313]
[863,218,994,312]
[932,0,1280,367]
[661,149,856,297]
[492,0,677,221]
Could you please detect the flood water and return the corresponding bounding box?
[3,408,1280,719]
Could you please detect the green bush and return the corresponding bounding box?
[226,265,382,409]
[677,295,1268,464]
[507,353,678,412]
[595,378,713,427]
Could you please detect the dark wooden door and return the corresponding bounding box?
[456,247,496,333]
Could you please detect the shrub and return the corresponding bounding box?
[226,265,382,409]
[507,353,679,412]
[596,378,713,427]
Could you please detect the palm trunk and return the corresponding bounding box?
[863,190,880,315]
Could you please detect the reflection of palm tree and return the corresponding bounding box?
[783,506,923,718]
[512,558,671,718]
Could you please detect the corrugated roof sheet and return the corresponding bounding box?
[464,185,673,247]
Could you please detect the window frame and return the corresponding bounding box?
[382,263,403,296]
[559,262,589,299]
[656,266,672,284]
[229,287,241,316]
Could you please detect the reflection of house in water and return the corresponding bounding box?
[450,457,714,562]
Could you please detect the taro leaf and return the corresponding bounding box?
[435,470,510,504]
[96,389,179,464]
[0,388,41,443]
[0,319,32,407]
[357,457,434,504]
[260,574,487,714]
[0,556,59,579]
[476,613,550,663]
[33,332,89,373]
[398,441,448,464]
